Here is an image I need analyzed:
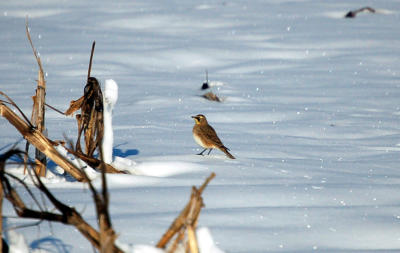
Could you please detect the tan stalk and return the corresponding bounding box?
[156,172,215,249]
[26,18,47,177]
[0,103,85,181]
[167,228,185,253]
[65,96,85,116]
[66,78,104,157]
[187,225,198,253]
[62,145,124,174]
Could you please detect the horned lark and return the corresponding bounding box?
[191,114,235,159]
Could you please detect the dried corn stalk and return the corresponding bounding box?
[74,77,104,157]
[202,92,221,102]
[62,145,124,174]
[25,18,47,177]
[65,42,104,158]
[0,149,123,252]
[157,173,216,253]
[0,98,86,182]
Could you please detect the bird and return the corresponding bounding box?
[191,114,235,159]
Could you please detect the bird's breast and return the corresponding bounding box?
[193,132,206,148]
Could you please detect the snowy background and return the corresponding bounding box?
[1,0,400,252]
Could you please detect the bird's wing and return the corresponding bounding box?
[201,125,224,147]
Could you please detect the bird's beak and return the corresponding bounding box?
[191,115,200,122]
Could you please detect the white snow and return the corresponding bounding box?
[8,230,29,253]
[102,79,119,164]
[130,245,164,253]
[1,0,400,252]
[197,227,225,253]
[54,144,98,180]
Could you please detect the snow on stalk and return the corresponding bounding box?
[102,79,118,164]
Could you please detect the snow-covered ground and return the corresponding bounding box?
[1,0,400,252]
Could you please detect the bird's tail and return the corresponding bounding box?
[220,146,235,159]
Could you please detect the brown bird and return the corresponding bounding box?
[191,114,235,159]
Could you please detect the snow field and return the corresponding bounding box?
[0,0,400,252]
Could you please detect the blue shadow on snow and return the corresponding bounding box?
[113,148,139,157]
[30,236,72,253]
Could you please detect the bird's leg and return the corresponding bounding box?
[207,148,213,155]
[197,148,207,155]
